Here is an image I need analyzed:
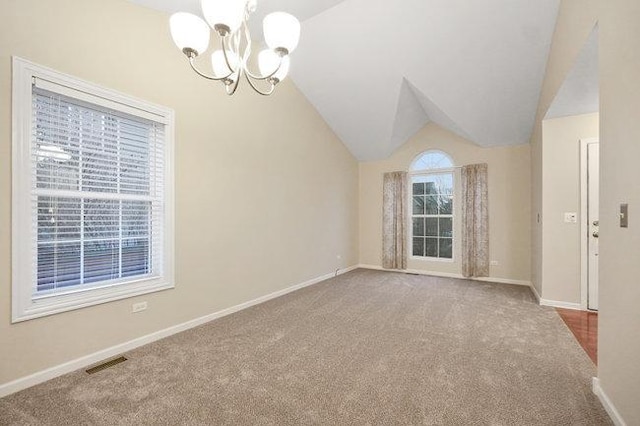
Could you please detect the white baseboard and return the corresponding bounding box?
[473,276,531,286]
[529,282,542,303]
[527,281,583,310]
[539,298,582,310]
[593,377,627,426]
[357,264,532,286]
[0,265,359,398]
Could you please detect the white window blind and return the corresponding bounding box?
[31,84,165,297]
[12,57,174,322]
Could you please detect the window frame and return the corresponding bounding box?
[408,151,455,262]
[11,57,175,322]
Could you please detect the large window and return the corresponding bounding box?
[410,151,454,260]
[12,57,174,322]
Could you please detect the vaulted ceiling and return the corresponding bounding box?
[545,26,599,120]
[130,0,562,160]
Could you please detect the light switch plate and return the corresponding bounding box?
[620,203,628,228]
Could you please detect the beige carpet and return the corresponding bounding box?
[0,269,611,425]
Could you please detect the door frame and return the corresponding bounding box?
[580,138,599,311]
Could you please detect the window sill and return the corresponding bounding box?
[12,277,174,323]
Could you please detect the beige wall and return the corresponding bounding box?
[359,123,531,282]
[0,0,358,386]
[529,0,599,296]
[598,0,640,423]
[532,0,640,422]
[541,113,599,303]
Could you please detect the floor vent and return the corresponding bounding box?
[86,356,127,374]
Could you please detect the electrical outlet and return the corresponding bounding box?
[490,260,499,266]
[132,301,147,313]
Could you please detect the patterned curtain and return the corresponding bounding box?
[382,171,408,270]
[461,164,489,278]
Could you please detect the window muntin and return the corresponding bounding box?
[12,57,174,322]
[410,151,454,260]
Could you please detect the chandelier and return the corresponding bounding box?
[169,0,301,96]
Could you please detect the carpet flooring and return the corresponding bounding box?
[0,269,611,425]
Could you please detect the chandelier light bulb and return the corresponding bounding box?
[169,12,210,55]
[201,0,247,34]
[258,50,290,82]
[263,12,301,54]
[211,49,240,79]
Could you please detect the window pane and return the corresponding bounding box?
[412,182,425,195]
[425,218,438,236]
[36,155,80,191]
[84,199,119,240]
[439,238,453,259]
[413,237,424,257]
[436,174,454,195]
[122,238,150,277]
[37,242,81,292]
[439,218,452,237]
[34,96,81,191]
[425,181,438,195]
[81,113,119,193]
[37,197,81,242]
[414,173,453,195]
[413,175,438,193]
[122,201,150,238]
[439,195,453,214]
[425,196,438,214]
[412,217,425,237]
[84,240,119,284]
[120,120,151,195]
[412,196,425,215]
[426,238,438,257]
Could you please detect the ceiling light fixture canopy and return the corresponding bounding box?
[169,0,300,96]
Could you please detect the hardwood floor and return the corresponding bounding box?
[556,308,598,365]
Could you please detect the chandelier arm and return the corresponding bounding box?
[225,67,243,96]
[220,35,238,75]
[240,17,284,81]
[188,57,234,81]
[244,71,275,96]
[241,17,252,65]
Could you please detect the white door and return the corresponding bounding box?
[587,142,599,310]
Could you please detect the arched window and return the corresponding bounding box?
[410,150,454,259]
[410,150,454,171]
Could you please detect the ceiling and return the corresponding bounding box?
[545,26,599,120]
[130,0,562,160]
